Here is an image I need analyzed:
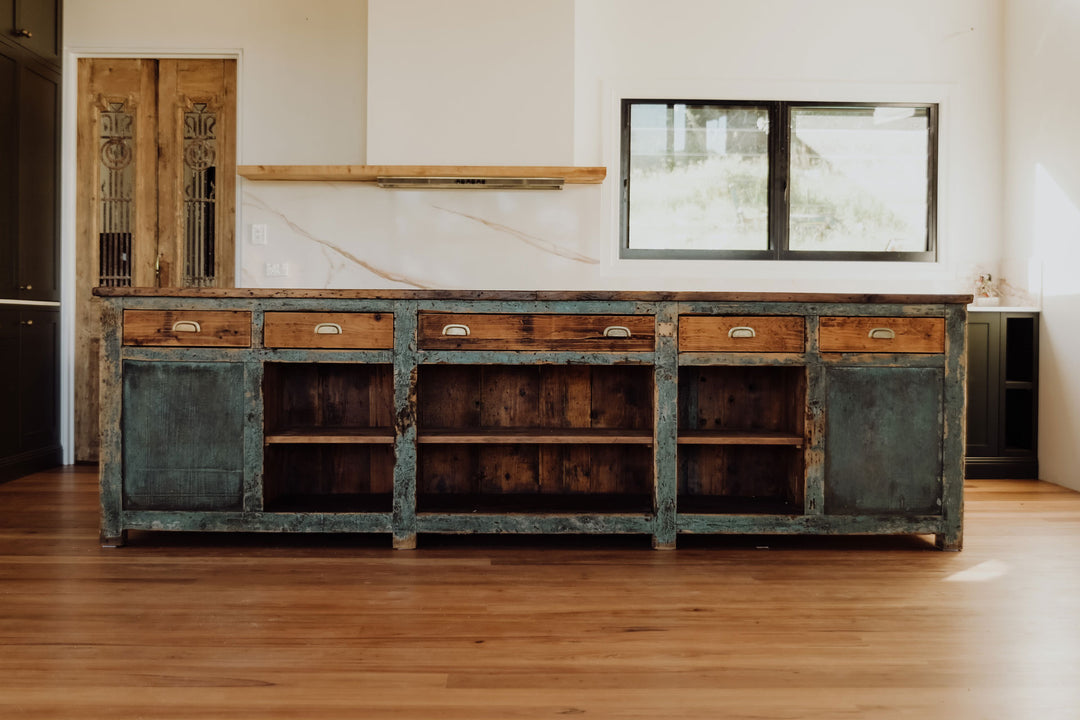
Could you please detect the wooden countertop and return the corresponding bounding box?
[93,288,974,304]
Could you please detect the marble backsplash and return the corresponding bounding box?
[240,181,991,295]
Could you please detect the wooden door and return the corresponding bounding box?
[75,57,236,462]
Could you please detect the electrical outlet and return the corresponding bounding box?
[251,223,268,245]
[265,262,289,277]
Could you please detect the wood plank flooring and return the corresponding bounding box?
[2,467,1080,719]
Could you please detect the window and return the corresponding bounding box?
[620,100,937,261]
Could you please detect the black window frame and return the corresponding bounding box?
[619,99,938,262]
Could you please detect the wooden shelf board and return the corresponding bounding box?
[677,430,804,446]
[418,428,653,445]
[265,428,396,445]
[237,165,607,184]
[417,493,653,514]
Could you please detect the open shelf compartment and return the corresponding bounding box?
[262,363,394,511]
[678,365,806,514]
[416,364,654,514]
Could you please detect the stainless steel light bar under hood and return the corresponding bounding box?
[375,176,564,190]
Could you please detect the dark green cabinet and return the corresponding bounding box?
[965,311,1038,479]
[1,0,61,301]
[0,307,61,481]
[0,0,61,483]
[2,0,60,66]
[0,46,59,302]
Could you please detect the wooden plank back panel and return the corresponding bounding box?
[418,366,483,429]
[679,316,805,353]
[263,364,393,432]
[263,312,393,349]
[678,366,805,435]
[122,309,250,347]
[263,445,393,510]
[678,445,804,513]
[417,313,654,351]
[819,316,945,353]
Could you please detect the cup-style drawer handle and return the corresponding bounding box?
[171,320,201,333]
[442,324,470,337]
[727,326,756,339]
[603,325,632,338]
[868,327,896,340]
[314,322,343,335]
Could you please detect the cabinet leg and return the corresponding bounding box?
[652,535,676,551]
[393,533,417,550]
[100,530,128,548]
[935,532,962,551]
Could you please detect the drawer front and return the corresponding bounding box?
[418,313,655,351]
[123,310,252,347]
[819,317,945,353]
[264,312,393,349]
[679,316,805,353]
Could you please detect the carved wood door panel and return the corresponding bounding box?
[75,58,236,462]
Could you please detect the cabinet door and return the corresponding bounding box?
[9,0,59,65]
[17,308,58,452]
[122,361,245,511]
[965,313,1000,458]
[825,367,943,515]
[0,46,15,298]
[0,308,17,459]
[16,60,58,301]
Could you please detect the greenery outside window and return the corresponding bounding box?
[620,100,937,261]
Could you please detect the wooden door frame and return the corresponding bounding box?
[61,50,241,464]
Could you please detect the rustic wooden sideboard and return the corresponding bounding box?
[95,289,970,549]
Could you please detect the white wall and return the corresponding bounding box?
[366,0,575,165]
[574,0,1004,291]
[65,0,1005,293]
[1002,0,1080,490]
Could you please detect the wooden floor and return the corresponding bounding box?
[2,468,1080,719]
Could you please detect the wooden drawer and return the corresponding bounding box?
[123,310,251,347]
[679,316,805,353]
[417,313,654,351]
[819,317,945,353]
[264,312,393,349]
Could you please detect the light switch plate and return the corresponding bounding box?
[265,262,289,277]
[251,224,268,245]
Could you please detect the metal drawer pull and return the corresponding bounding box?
[442,324,471,337]
[314,322,343,335]
[171,320,201,333]
[868,327,896,340]
[602,326,632,338]
[728,326,756,339]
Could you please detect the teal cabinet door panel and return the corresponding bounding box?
[122,361,244,511]
[825,367,943,515]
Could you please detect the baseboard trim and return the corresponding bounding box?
[964,457,1039,480]
[0,446,64,484]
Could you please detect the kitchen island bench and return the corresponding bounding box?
[95,289,970,549]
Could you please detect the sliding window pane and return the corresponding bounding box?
[626,103,769,251]
[789,106,929,253]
